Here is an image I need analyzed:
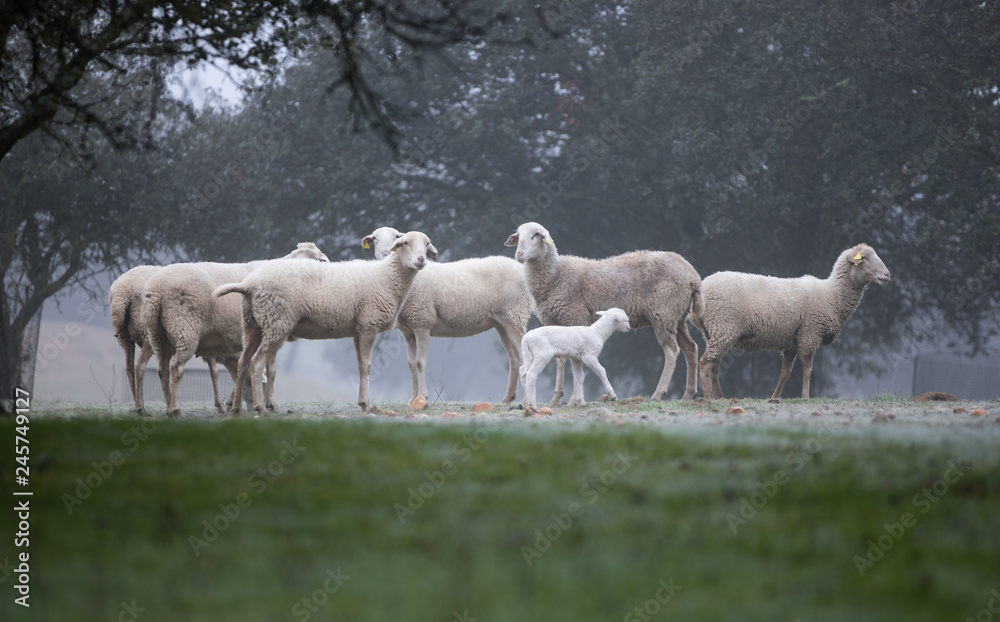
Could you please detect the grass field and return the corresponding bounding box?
[2,397,999,621]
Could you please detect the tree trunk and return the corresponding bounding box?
[0,303,40,414]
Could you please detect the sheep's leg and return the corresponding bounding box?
[134,340,154,414]
[354,332,377,412]
[414,330,431,400]
[770,350,797,402]
[123,340,137,410]
[207,357,225,413]
[699,344,725,400]
[218,356,243,410]
[153,338,172,410]
[250,337,282,415]
[799,351,815,399]
[549,357,566,405]
[568,358,587,406]
[651,328,680,401]
[167,341,196,417]
[495,325,522,403]
[583,353,617,401]
[264,348,281,413]
[402,330,419,401]
[676,320,699,400]
[230,325,262,415]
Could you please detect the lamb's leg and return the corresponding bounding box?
[495,325,522,404]
[676,320,699,400]
[711,358,724,400]
[770,350,798,402]
[134,341,154,414]
[651,328,680,401]
[568,358,587,406]
[354,332,378,412]
[549,357,566,405]
[415,329,431,400]
[799,351,815,399]
[167,341,196,417]
[230,325,262,415]
[153,338,173,412]
[207,357,225,413]
[583,353,617,401]
[402,330,419,401]
[523,352,549,410]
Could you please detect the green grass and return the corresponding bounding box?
[2,404,1000,621]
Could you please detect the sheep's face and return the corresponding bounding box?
[505,222,553,263]
[362,227,403,260]
[391,231,437,270]
[846,244,891,286]
[288,242,330,262]
[597,308,631,332]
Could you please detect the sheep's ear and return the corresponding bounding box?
[596,310,606,317]
[851,252,863,266]
[361,235,375,250]
[426,242,438,261]
[504,233,519,247]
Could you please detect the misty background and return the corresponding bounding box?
[4,1,1000,406]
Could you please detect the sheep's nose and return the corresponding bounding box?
[415,255,426,267]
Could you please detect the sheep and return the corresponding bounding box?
[109,265,161,413]
[110,265,240,414]
[215,231,437,414]
[691,243,891,401]
[139,242,329,416]
[520,308,631,410]
[505,222,702,402]
[361,226,532,404]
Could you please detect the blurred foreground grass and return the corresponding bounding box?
[1,403,999,621]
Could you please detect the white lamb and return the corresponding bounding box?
[520,308,631,410]
[361,226,532,403]
[139,242,329,416]
[214,231,437,414]
[691,243,891,400]
[506,222,702,402]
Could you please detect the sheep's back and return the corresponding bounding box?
[536,251,698,328]
[701,272,823,351]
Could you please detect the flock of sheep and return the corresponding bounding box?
[109,222,891,416]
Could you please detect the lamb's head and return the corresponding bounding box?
[361,227,403,259]
[389,231,437,270]
[505,222,555,263]
[286,242,329,262]
[597,308,631,332]
[839,243,891,287]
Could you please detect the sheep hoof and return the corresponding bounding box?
[166,408,181,418]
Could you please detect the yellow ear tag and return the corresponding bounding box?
[543,235,553,246]
[361,240,370,249]
[852,253,863,265]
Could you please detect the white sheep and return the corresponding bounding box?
[505,222,702,402]
[361,226,532,404]
[110,265,161,413]
[691,243,891,400]
[111,265,242,414]
[520,308,631,410]
[215,231,437,414]
[139,242,329,416]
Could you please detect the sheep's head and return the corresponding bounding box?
[390,231,437,270]
[362,227,403,259]
[505,222,554,263]
[842,243,891,286]
[597,308,631,332]
[287,242,329,262]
